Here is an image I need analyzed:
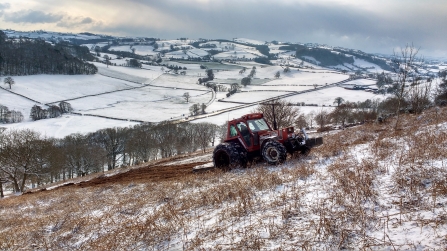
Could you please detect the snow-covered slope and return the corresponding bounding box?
[2,107,446,250]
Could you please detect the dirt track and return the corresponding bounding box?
[22,161,211,195]
[77,161,210,188]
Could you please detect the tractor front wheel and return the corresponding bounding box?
[213,143,246,171]
[262,140,287,165]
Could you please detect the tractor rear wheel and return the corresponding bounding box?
[262,140,287,165]
[213,143,246,171]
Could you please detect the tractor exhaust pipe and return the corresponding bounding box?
[300,128,309,141]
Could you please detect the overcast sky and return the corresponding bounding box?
[1,0,446,58]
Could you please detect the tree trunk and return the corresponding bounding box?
[0,180,4,198]
[20,173,27,192]
[12,179,19,193]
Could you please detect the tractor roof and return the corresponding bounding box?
[228,113,264,124]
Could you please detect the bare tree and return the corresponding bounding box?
[9,111,23,123]
[62,134,106,178]
[391,44,420,129]
[189,103,200,116]
[59,101,73,113]
[206,69,214,80]
[435,70,447,106]
[295,114,308,129]
[183,92,191,103]
[47,105,62,118]
[126,124,158,164]
[274,71,280,79]
[152,122,177,158]
[103,54,111,68]
[315,109,330,130]
[241,77,251,87]
[0,129,42,192]
[93,127,127,170]
[376,72,393,91]
[333,97,345,106]
[4,77,14,89]
[255,99,301,130]
[407,79,432,113]
[30,105,47,121]
[0,105,9,123]
[194,123,217,152]
[330,102,354,127]
[248,66,256,78]
[230,83,241,92]
[306,111,316,128]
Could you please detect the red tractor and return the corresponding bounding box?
[213,113,323,170]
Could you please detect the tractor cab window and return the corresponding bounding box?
[229,125,237,137]
[247,118,270,132]
[237,122,251,146]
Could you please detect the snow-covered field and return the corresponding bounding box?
[0,74,140,104]
[213,65,348,85]
[222,91,291,103]
[70,87,211,122]
[0,49,382,138]
[234,38,265,45]
[213,51,260,60]
[283,86,386,106]
[95,63,163,83]
[341,78,377,86]
[1,115,138,138]
[108,45,158,56]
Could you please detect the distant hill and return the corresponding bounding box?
[294,46,392,71]
[296,47,354,66]
[333,48,392,71]
[0,31,97,76]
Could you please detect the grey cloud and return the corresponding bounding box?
[106,0,446,56]
[2,0,445,56]
[57,16,98,28]
[0,2,10,16]
[0,3,10,10]
[4,10,63,23]
[81,17,93,24]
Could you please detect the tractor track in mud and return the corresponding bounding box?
[77,161,210,188]
[24,160,212,195]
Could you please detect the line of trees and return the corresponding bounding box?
[0,121,219,195]
[255,98,395,131]
[189,103,207,116]
[0,104,23,124]
[0,31,97,76]
[30,101,73,121]
[198,69,214,84]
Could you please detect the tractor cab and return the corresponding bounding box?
[225,113,271,151]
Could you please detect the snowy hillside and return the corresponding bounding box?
[1,107,446,249]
